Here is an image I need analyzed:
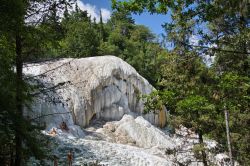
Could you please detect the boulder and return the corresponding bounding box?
[96,114,175,149]
[23,56,167,128]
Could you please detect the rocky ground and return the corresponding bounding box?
[28,115,233,166]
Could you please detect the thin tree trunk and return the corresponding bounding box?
[224,108,234,166]
[10,144,14,166]
[198,131,208,166]
[15,34,23,166]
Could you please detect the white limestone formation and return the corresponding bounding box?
[24,56,234,166]
[23,56,167,129]
[96,114,175,149]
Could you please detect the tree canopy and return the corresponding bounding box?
[112,0,250,165]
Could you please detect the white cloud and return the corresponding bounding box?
[25,0,111,24]
[101,8,111,23]
[75,0,111,23]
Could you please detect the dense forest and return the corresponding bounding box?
[0,0,249,165]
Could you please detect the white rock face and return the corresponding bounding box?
[24,56,234,166]
[24,56,166,128]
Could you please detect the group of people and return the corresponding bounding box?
[53,150,73,166]
[49,121,73,165]
[49,121,69,136]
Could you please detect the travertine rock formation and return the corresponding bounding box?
[24,56,167,128]
[24,56,235,166]
[30,115,234,166]
[96,114,175,149]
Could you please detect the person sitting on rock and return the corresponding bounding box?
[60,121,69,131]
[49,128,57,136]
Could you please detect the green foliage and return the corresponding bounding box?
[60,20,100,57]
[192,143,207,160]
[112,0,172,14]
[112,0,249,164]
[176,95,215,132]
[215,72,250,163]
[112,0,250,164]
[141,89,177,113]
[0,0,73,165]
[141,90,163,114]
[0,35,47,164]
[218,72,249,102]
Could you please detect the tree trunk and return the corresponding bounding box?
[198,131,208,166]
[10,144,14,166]
[224,108,234,166]
[15,34,23,166]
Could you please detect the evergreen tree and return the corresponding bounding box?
[112,0,250,164]
[99,10,105,41]
[60,9,100,57]
[0,0,71,165]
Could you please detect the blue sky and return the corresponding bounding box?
[79,0,171,36]
[78,1,215,65]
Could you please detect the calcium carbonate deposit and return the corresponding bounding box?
[24,56,234,166]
